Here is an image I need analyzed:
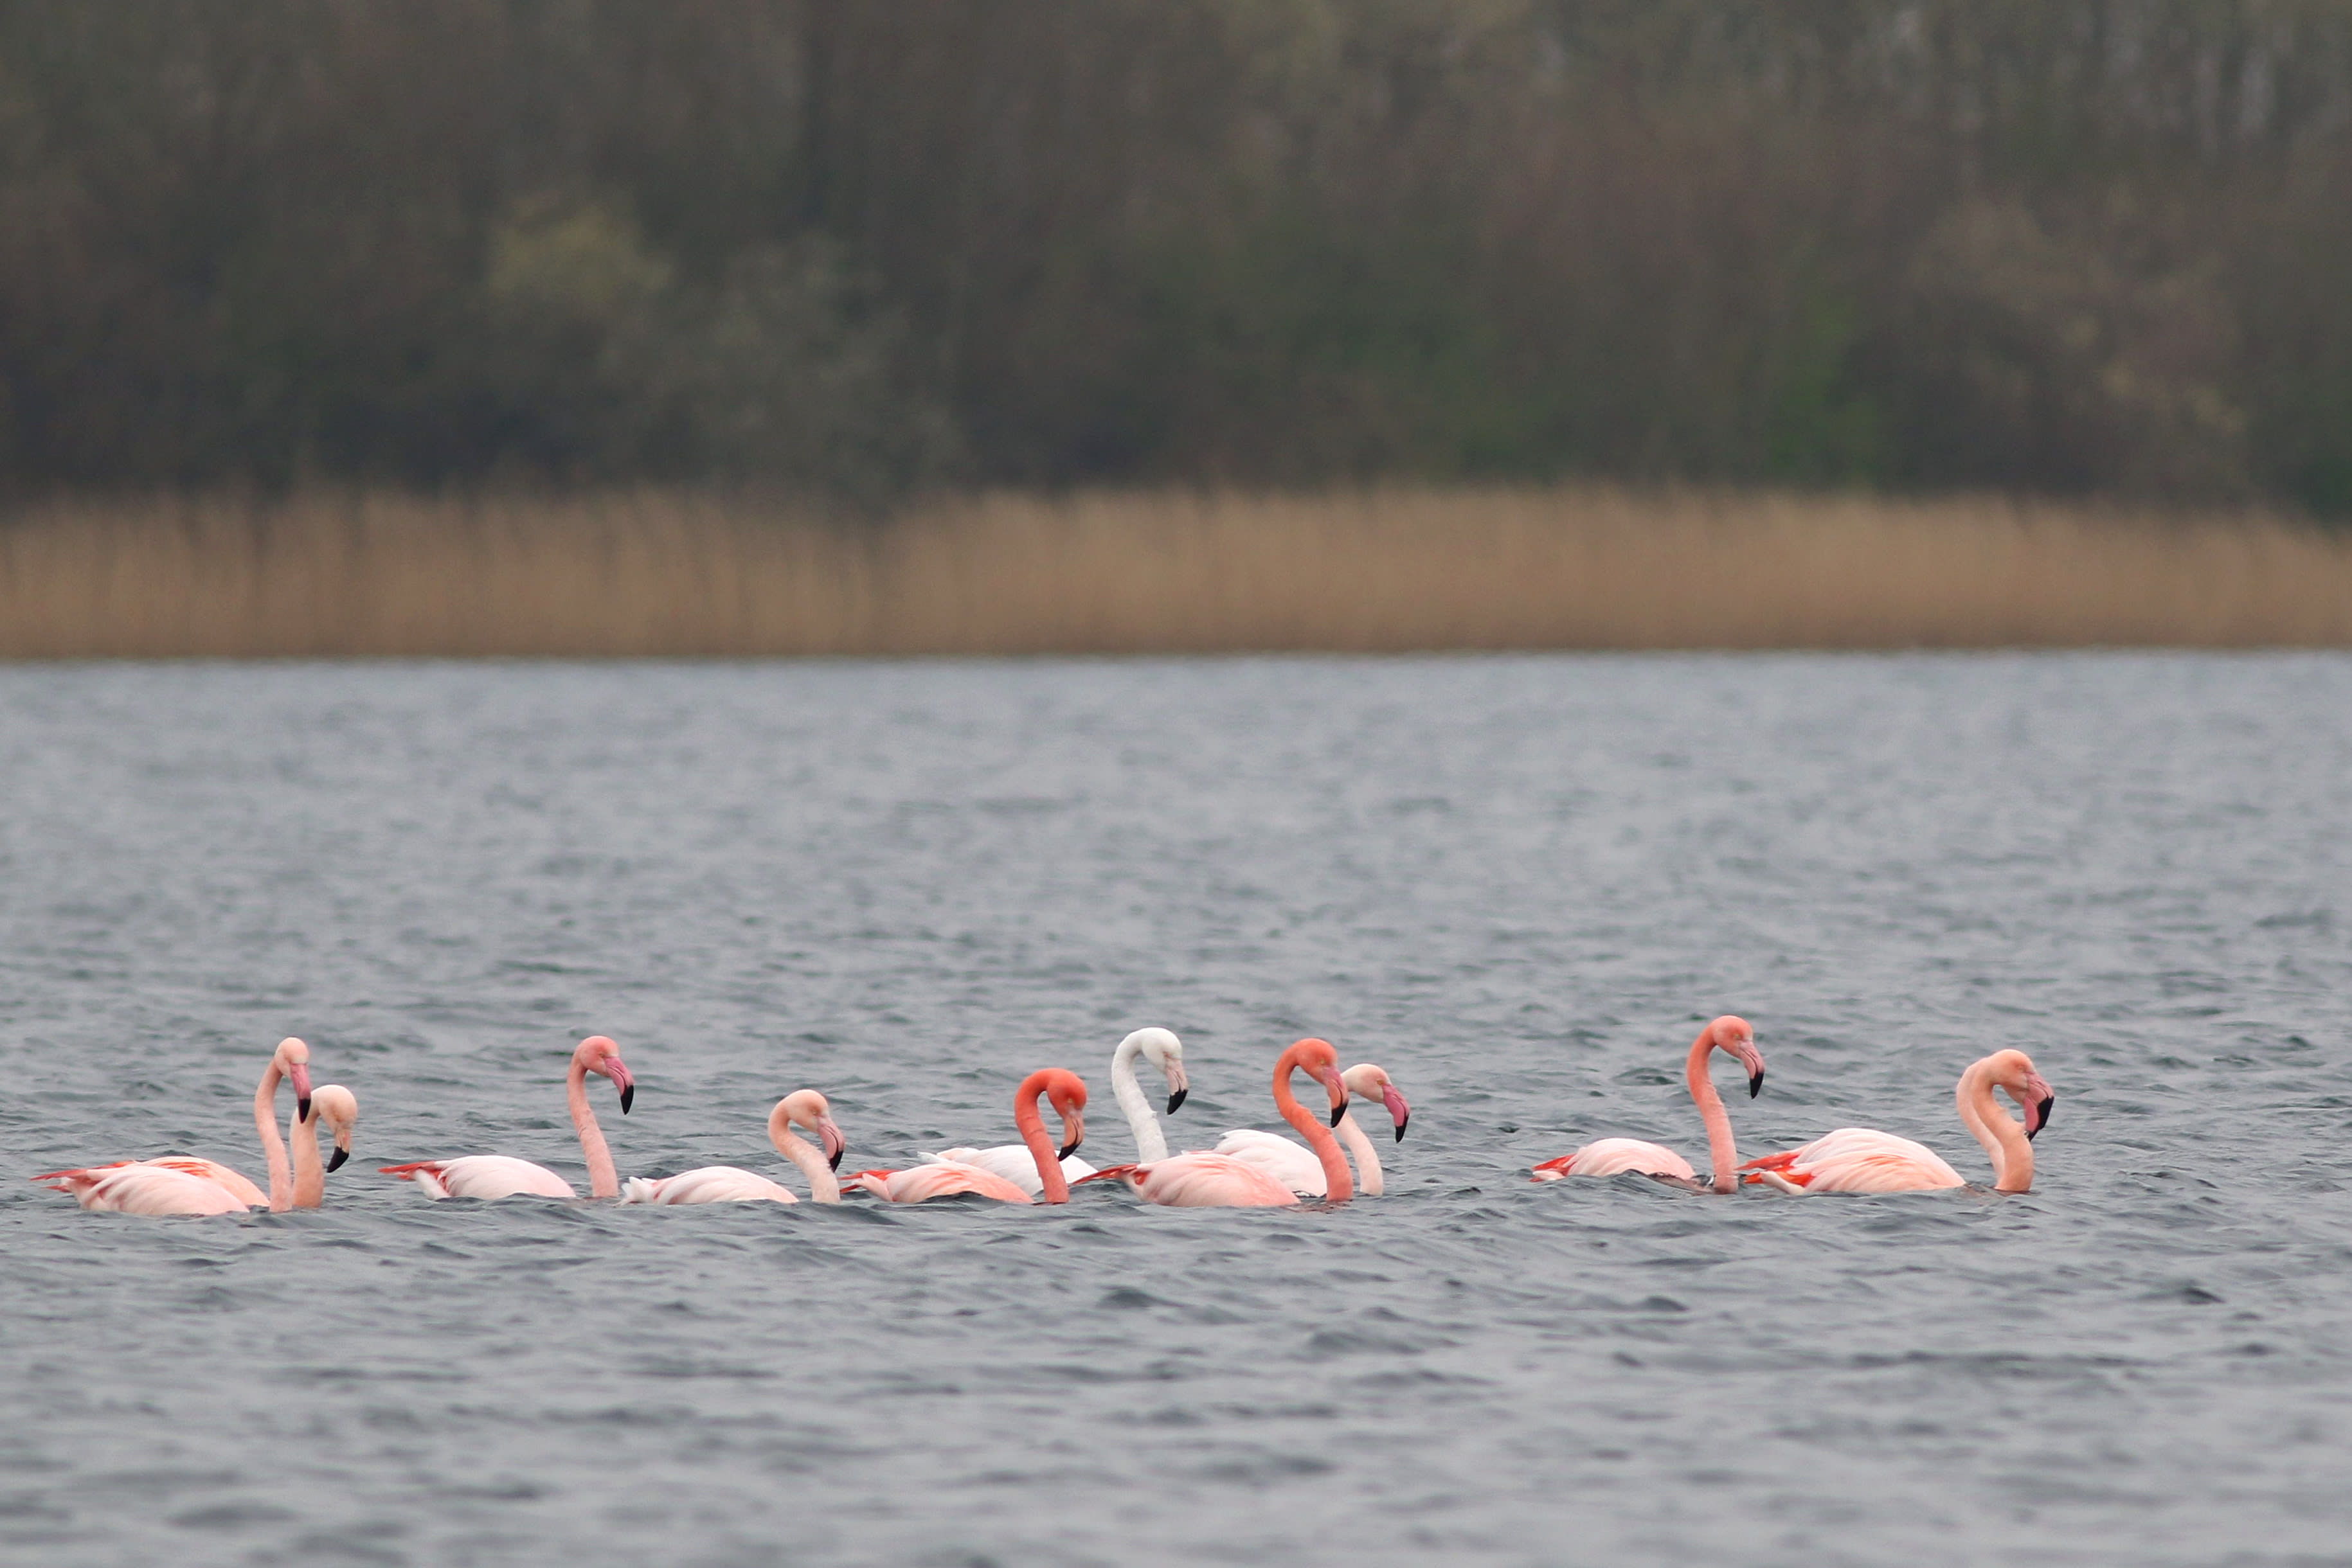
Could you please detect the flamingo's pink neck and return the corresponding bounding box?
[1956,1060,2033,1193]
[289,1107,324,1208]
[1334,1112,1383,1196]
[568,1056,619,1199]
[768,1103,839,1204]
[253,1059,294,1212]
[1273,1044,1352,1202]
[1012,1070,1072,1204]
[1685,1026,1739,1193]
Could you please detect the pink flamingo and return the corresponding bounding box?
[1742,1049,2055,1195]
[33,1036,316,1216]
[1081,1038,1352,1207]
[1212,1062,1409,1197]
[846,1069,1088,1205]
[289,1085,361,1208]
[1529,1016,1764,1193]
[623,1091,848,1204]
[380,1035,636,1200]
[919,1027,1189,1197]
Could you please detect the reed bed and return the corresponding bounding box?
[1,487,2348,657]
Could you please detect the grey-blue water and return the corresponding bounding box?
[3,655,2349,1568]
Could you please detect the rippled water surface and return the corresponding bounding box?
[4,655,2351,1567]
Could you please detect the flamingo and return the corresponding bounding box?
[622,1091,848,1204]
[1529,1016,1764,1193]
[847,1069,1087,1205]
[1742,1049,2056,1195]
[33,1035,315,1216]
[922,1026,1188,1197]
[289,1085,361,1209]
[1212,1062,1408,1197]
[380,1035,636,1200]
[1080,1037,1351,1207]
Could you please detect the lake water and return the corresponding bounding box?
[2,654,2348,1567]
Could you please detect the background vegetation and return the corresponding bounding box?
[4,1,2351,512]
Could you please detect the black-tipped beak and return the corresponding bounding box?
[2029,1094,2054,1139]
[326,1146,348,1173]
[297,1096,312,1122]
[1748,1071,1764,1100]
[1330,1103,1347,1127]
[829,1147,843,1170]
[619,1083,634,1114]
[1167,1088,1187,1114]
[1057,1138,1083,1162]
[1394,1113,1408,1143]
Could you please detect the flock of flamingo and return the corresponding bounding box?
[31,1019,2056,1216]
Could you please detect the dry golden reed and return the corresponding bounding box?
[1,486,2348,657]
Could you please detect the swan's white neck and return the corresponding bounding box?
[1111,1035,1168,1162]
[1336,1111,1384,1196]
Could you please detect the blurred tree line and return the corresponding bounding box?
[2,0,2350,509]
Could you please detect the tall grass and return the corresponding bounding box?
[1,487,2348,657]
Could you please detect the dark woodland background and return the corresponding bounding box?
[4,1,2350,511]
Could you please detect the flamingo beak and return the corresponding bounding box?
[1381,1085,1410,1141]
[817,1116,847,1170]
[2025,1076,2055,1139]
[607,1059,635,1114]
[1058,1110,1086,1163]
[1320,1065,1349,1125]
[289,1063,313,1124]
[1165,1064,1189,1116]
[326,1145,349,1173]
[1739,1043,1765,1099]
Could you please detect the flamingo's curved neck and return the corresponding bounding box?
[289,1109,324,1208]
[1956,1063,2033,1193]
[253,1061,293,1212]
[1684,1028,1739,1193]
[768,1105,840,1204]
[1109,1037,1168,1163]
[1012,1071,1072,1204]
[1273,1049,1352,1202]
[568,1058,619,1199]
[1335,1112,1384,1196]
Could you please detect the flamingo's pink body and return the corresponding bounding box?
[34,1037,315,1216]
[849,1069,1087,1206]
[1743,1049,2055,1196]
[1212,1063,1410,1197]
[1087,1038,1352,1208]
[1530,1017,1764,1193]
[382,1035,636,1200]
[624,1090,847,1206]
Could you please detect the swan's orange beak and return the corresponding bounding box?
[1380,1084,1410,1141]
[288,1063,313,1123]
[816,1116,847,1170]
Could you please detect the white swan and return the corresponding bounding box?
[924,1027,1187,1198]
[1212,1063,1409,1197]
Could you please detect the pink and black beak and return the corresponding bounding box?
[607,1058,636,1114]
[1736,1041,1765,1099]
[289,1063,313,1125]
[2024,1074,2055,1139]
[818,1116,847,1171]
[326,1144,349,1173]
[1381,1083,1410,1142]
[1322,1065,1350,1126]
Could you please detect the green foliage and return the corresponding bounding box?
[1,0,2350,508]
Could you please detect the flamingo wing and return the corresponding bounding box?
[918,1145,1097,1200]
[138,1155,269,1207]
[33,1164,253,1216]
[1744,1128,1964,1194]
[621,1166,797,1205]
[1531,1137,1696,1182]
[849,1161,1035,1204]
[1122,1152,1300,1208]
[381,1156,578,1200]
[1209,1129,1329,1196]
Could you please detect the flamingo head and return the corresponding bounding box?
[309,1084,360,1172]
[1286,1038,1351,1126]
[1131,1027,1189,1115]
[1710,1017,1765,1098]
[1988,1050,2055,1139]
[781,1089,847,1170]
[1042,1069,1089,1160]
[274,1037,314,1123]
[1342,1064,1411,1142]
[577,1035,635,1113]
